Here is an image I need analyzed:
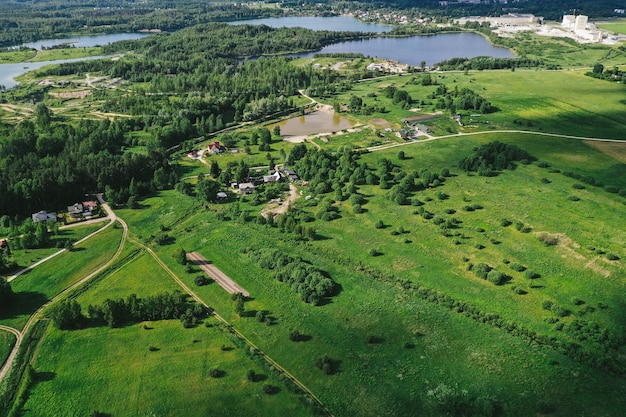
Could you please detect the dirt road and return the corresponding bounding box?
[186,252,249,297]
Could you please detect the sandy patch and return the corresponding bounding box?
[260,183,299,219]
[369,118,392,128]
[584,140,626,164]
[49,90,92,99]
[585,257,612,278]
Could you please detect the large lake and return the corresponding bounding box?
[230,16,513,66]
[229,15,393,33]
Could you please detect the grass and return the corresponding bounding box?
[596,20,626,35]
[326,69,626,140]
[1,223,105,278]
[0,224,123,330]
[21,245,316,417]
[110,148,625,417]
[0,331,16,370]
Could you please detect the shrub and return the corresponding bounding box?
[315,355,335,374]
[572,183,585,189]
[209,368,223,378]
[537,161,550,168]
[500,218,512,227]
[568,195,580,201]
[369,248,380,257]
[571,297,584,306]
[444,208,456,214]
[551,304,569,317]
[539,233,559,246]
[541,300,553,310]
[475,226,485,232]
[246,369,256,382]
[473,263,492,279]
[375,220,385,229]
[194,275,209,286]
[289,330,301,342]
[262,384,277,394]
[606,253,620,261]
[510,263,525,272]
[515,221,524,231]
[525,270,538,279]
[540,177,551,184]
[487,270,506,285]
[353,204,364,214]
[513,286,527,295]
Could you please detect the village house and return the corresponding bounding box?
[207,141,224,154]
[238,183,255,195]
[32,210,57,223]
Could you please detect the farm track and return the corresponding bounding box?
[186,252,250,297]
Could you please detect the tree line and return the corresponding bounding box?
[49,291,209,330]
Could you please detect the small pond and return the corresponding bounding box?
[272,111,354,140]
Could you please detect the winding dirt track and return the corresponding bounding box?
[186,252,249,297]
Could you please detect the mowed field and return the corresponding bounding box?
[21,251,317,417]
[597,20,626,35]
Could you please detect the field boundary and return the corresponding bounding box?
[187,252,250,297]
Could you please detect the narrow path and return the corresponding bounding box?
[0,325,22,382]
[0,195,127,383]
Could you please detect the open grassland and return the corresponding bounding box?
[22,249,316,417]
[0,47,103,64]
[596,20,626,35]
[329,69,626,140]
[114,128,626,416]
[0,224,123,330]
[0,223,104,278]
[24,321,315,417]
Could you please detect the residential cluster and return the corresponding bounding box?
[31,199,100,224]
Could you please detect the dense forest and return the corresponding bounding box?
[0,0,284,47]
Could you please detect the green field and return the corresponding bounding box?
[1,224,123,330]
[101,130,626,416]
[21,251,315,417]
[597,20,626,35]
[329,69,626,140]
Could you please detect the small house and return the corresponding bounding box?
[208,142,223,154]
[216,192,228,201]
[238,183,255,195]
[263,170,281,183]
[32,210,57,223]
[68,203,84,219]
[283,168,299,182]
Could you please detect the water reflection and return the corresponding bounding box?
[273,111,354,139]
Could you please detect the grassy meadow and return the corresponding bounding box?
[3,27,626,417]
[103,128,626,417]
[329,69,626,140]
[0,224,123,330]
[596,20,626,35]
[21,251,316,417]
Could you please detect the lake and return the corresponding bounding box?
[0,56,114,90]
[229,15,393,33]
[271,111,354,140]
[230,16,513,66]
[19,33,149,50]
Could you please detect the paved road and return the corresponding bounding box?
[186,252,250,297]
